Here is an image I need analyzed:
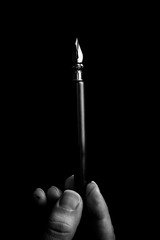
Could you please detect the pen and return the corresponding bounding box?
[72,38,87,196]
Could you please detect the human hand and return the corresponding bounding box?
[33,175,115,240]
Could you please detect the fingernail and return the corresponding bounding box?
[59,190,81,211]
[33,188,47,205]
[86,181,100,196]
[48,186,61,195]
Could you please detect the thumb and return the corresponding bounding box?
[44,190,83,240]
[86,181,115,240]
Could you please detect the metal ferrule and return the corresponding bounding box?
[73,63,83,81]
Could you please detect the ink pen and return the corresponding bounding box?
[72,38,87,197]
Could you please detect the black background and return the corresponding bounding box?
[1,3,157,240]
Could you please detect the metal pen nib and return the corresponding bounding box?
[74,38,83,63]
[72,38,84,81]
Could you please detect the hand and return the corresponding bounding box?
[33,175,115,240]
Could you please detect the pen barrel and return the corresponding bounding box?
[74,81,87,196]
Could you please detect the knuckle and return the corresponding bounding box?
[46,218,73,238]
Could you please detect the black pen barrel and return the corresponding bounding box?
[74,81,87,196]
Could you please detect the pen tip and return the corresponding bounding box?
[72,38,83,64]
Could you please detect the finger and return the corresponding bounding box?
[33,188,47,206]
[64,175,74,190]
[44,190,83,240]
[47,186,62,202]
[86,181,115,240]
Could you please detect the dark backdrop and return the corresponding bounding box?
[1,3,155,239]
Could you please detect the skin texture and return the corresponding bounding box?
[33,176,115,240]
